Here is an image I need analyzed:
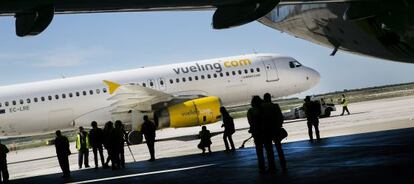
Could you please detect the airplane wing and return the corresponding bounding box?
[104,80,173,114]
[1,0,358,37]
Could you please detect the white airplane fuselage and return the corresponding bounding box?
[0,54,319,137]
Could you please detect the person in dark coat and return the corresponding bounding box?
[141,115,156,161]
[89,121,106,169]
[262,93,287,171]
[303,96,322,142]
[103,121,114,168]
[220,107,235,151]
[111,120,125,169]
[198,126,212,154]
[0,140,9,183]
[247,95,276,173]
[54,130,71,178]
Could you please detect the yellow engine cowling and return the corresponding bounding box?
[155,96,222,128]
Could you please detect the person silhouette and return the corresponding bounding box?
[262,93,287,171]
[103,121,114,168]
[0,139,9,183]
[198,126,212,154]
[89,121,106,169]
[247,95,276,173]
[141,115,156,161]
[54,130,71,178]
[220,107,236,152]
[303,96,322,142]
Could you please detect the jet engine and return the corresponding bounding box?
[212,0,280,29]
[155,96,222,128]
[127,96,222,145]
[15,5,54,37]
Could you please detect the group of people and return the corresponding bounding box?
[247,93,287,173]
[54,120,133,178]
[197,106,236,154]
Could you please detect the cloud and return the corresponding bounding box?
[0,46,109,68]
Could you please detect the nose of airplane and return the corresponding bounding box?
[307,68,320,87]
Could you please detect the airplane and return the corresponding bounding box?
[1,1,414,63]
[0,53,319,144]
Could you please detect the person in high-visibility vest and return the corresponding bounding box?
[340,94,350,115]
[76,126,90,169]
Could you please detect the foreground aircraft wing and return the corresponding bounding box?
[104,80,173,113]
[1,0,355,37]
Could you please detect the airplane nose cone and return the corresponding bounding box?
[307,68,320,87]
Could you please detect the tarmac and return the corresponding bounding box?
[5,95,414,183]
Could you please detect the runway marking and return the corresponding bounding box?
[67,163,215,184]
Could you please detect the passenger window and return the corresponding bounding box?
[195,76,199,80]
[5,102,9,106]
[188,77,192,81]
[170,79,173,84]
[48,96,52,100]
[201,75,205,79]
[226,72,230,76]
[150,81,154,86]
[213,73,217,78]
[82,91,86,96]
[20,99,24,104]
[182,77,186,82]
[103,88,107,93]
[41,97,45,101]
[69,93,73,98]
[89,90,93,95]
[250,68,254,73]
[207,74,211,79]
[220,73,224,77]
[62,94,66,98]
[232,71,236,75]
[34,98,38,102]
[256,68,260,72]
[96,89,100,94]
[244,69,248,74]
[238,70,242,75]
[142,83,146,87]
[55,95,59,100]
[27,98,31,103]
[176,78,179,83]
[13,100,16,105]
[160,80,164,85]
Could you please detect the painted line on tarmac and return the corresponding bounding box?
[68,163,215,184]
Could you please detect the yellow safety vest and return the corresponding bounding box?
[76,133,90,150]
[342,98,348,107]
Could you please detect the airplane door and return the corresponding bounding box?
[262,59,279,82]
[157,78,167,91]
[147,79,156,89]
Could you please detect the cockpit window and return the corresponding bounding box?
[289,61,302,68]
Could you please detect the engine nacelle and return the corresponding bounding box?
[212,0,280,29]
[155,96,222,128]
[15,5,54,37]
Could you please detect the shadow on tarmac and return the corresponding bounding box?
[12,128,414,184]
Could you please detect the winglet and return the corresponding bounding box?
[103,80,121,95]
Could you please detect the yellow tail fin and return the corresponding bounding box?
[103,80,121,94]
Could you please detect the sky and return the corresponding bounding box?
[1,11,414,97]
